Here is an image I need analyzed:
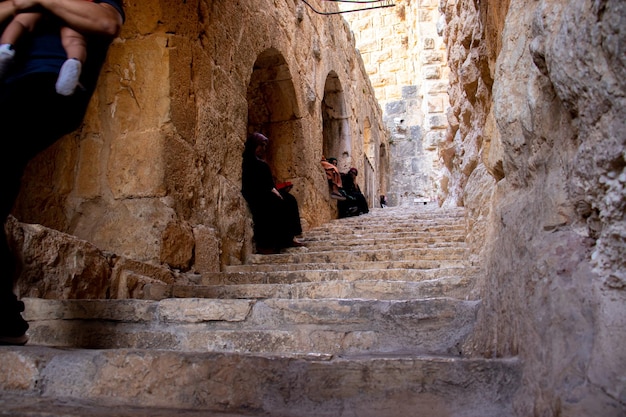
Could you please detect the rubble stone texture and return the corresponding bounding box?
[10,0,389,272]
[440,0,625,415]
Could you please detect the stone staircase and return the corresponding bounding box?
[0,205,520,417]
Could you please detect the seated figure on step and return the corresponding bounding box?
[242,132,305,254]
[337,167,369,218]
[321,156,346,200]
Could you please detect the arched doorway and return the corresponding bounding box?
[247,48,303,183]
[322,71,352,173]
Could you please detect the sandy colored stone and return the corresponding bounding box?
[13,0,389,271]
[6,217,111,300]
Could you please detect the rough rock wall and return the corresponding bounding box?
[440,0,625,415]
[12,0,388,271]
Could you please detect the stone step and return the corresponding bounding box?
[0,395,255,417]
[302,235,467,250]
[23,297,478,356]
[172,276,472,300]
[304,224,466,238]
[243,247,467,266]
[338,207,465,219]
[197,266,470,285]
[0,346,520,417]
[226,259,466,273]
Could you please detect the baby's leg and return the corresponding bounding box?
[0,13,42,78]
[60,26,87,63]
[56,27,86,95]
[1,13,42,45]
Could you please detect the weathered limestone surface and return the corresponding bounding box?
[1,206,521,416]
[5,216,111,300]
[11,0,388,272]
[440,0,625,415]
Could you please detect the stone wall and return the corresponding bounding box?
[12,0,388,272]
[342,0,449,206]
[440,0,625,415]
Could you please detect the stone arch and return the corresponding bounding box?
[322,71,352,173]
[247,48,303,182]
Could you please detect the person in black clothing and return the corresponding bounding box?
[241,132,304,254]
[338,167,369,218]
[0,0,124,346]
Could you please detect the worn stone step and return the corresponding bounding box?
[22,297,478,356]
[304,224,466,238]
[0,394,255,417]
[172,276,472,300]
[335,207,465,220]
[301,228,465,242]
[243,247,467,266]
[0,346,520,417]
[311,210,464,223]
[302,236,467,251]
[197,266,470,285]
[226,259,466,273]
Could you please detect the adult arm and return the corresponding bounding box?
[12,0,122,37]
[0,2,16,23]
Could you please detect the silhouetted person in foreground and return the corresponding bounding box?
[0,0,125,346]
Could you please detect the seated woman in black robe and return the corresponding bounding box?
[241,132,304,254]
[338,167,369,218]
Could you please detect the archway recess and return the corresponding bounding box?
[321,71,352,173]
[247,48,303,183]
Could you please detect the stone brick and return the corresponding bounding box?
[421,50,444,64]
[160,221,194,271]
[425,114,448,130]
[427,97,445,113]
[385,100,407,115]
[423,65,442,79]
[75,135,104,198]
[402,85,419,99]
[193,225,221,274]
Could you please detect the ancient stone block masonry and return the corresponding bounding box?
[9,0,389,279]
[341,0,450,205]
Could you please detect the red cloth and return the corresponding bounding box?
[276,181,293,191]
